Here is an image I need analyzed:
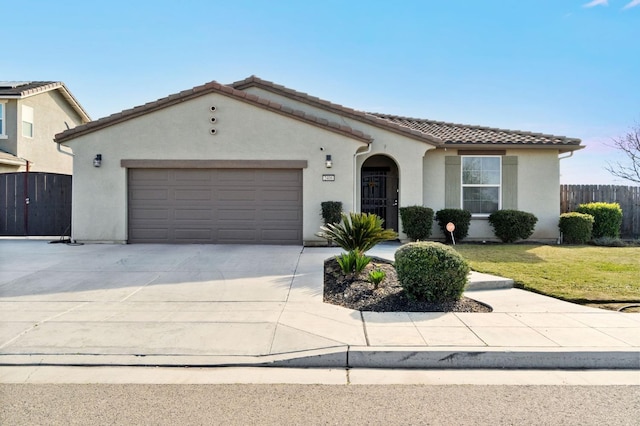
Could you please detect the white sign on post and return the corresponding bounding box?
[446,222,456,245]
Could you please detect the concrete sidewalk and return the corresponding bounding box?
[0,240,638,370]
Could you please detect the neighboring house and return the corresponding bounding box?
[54,76,583,245]
[0,81,90,174]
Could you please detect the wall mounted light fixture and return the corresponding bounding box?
[93,154,102,167]
[325,155,332,168]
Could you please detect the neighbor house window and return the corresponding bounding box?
[0,101,6,137]
[22,105,34,138]
[462,156,501,215]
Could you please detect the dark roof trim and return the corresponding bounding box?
[121,159,308,169]
[55,81,372,144]
[231,76,443,147]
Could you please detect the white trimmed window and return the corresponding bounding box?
[0,101,6,137]
[462,156,501,215]
[22,105,34,138]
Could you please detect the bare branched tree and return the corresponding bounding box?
[605,123,640,184]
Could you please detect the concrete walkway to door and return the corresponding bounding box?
[0,239,638,371]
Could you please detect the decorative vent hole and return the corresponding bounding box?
[210,106,217,112]
[210,128,217,135]
[210,117,217,123]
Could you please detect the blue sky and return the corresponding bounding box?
[3,0,638,184]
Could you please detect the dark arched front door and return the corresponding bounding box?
[361,155,399,231]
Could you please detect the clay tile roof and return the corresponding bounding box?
[370,113,583,151]
[55,80,372,144]
[0,81,91,122]
[230,76,443,146]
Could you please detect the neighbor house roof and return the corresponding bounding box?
[231,76,443,146]
[370,113,583,152]
[0,148,27,167]
[0,81,91,123]
[55,81,372,144]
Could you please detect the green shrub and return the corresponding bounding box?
[320,201,343,225]
[590,237,627,247]
[399,206,434,241]
[435,209,472,243]
[559,212,594,244]
[317,212,398,253]
[367,268,386,288]
[576,202,623,239]
[336,250,371,276]
[394,242,470,302]
[488,210,538,243]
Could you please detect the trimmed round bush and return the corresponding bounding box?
[399,205,434,241]
[435,209,472,243]
[559,212,594,244]
[488,210,538,243]
[320,201,343,225]
[394,242,470,302]
[576,202,622,239]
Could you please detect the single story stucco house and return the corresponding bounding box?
[54,76,583,245]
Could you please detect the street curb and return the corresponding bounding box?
[2,346,638,370]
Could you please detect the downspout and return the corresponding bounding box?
[353,144,372,212]
[557,151,574,244]
[558,151,574,161]
[24,160,30,236]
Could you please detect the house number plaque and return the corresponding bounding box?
[322,174,335,182]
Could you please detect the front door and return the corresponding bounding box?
[361,168,398,231]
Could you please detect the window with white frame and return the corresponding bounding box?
[462,156,501,215]
[0,101,6,137]
[22,105,34,138]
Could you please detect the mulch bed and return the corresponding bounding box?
[323,256,492,312]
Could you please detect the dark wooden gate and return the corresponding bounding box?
[0,172,72,236]
[361,169,399,231]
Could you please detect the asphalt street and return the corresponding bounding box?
[2,383,638,425]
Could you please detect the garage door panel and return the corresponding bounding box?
[131,208,169,220]
[174,170,212,182]
[218,229,257,242]
[130,228,170,240]
[174,209,211,220]
[174,229,213,241]
[218,209,256,220]
[128,168,302,244]
[261,189,300,202]
[174,189,212,201]
[218,189,257,201]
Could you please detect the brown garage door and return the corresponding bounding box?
[128,168,302,244]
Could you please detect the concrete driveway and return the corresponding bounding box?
[1,239,638,369]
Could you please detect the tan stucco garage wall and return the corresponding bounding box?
[423,149,561,242]
[62,92,367,243]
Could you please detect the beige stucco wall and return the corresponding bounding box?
[62,92,367,243]
[423,148,561,242]
[1,91,84,174]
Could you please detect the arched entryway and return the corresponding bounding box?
[361,155,399,231]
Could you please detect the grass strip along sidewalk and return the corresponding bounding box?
[454,244,640,312]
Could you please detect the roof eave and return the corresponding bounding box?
[441,142,584,153]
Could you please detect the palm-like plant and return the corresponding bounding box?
[317,212,398,253]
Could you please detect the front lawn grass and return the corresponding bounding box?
[453,244,640,311]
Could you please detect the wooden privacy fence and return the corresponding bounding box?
[0,172,72,237]
[560,185,640,239]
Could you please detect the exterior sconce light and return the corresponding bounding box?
[93,154,102,167]
[325,154,332,168]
